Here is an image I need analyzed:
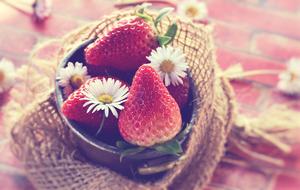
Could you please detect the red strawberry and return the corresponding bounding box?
[118,65,182,147]
[62,77,129,138]
[167,77,190,109]
[85,17,158,72]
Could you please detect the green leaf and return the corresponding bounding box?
[165,23,178,43]
[116,141,134,149]
[136,12,152,22]
[153,140,183,156]
[158,36,172,46]
[176,123,192,142]
[157,23,178,47]
[154,7,174,27]
[120,147,145,162]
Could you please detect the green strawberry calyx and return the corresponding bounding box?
[117,139,183,163]
[117,123,192,162]
[135,4,178,47]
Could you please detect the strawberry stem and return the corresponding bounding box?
[136,12,153,22]
[96,115,106,137]
[135,3,176,43]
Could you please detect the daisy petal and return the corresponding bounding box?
[81,77,129,118]
[164,74,171,86]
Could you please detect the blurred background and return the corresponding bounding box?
[0,0,299,189]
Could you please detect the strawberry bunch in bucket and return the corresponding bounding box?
[57,5,192,157]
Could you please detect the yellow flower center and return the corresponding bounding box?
[70,74,84,89]
[0,71,5,84]
[185,6,199,18]
[290,72,297,82]
[160,60,175,73]
[98,94,113,104]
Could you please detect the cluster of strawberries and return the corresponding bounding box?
[61,8,190,148]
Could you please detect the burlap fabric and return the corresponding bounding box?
[11,11,236,190]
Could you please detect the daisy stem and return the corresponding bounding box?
[220,69,281,79]
[114,0,177,9]
[0,0,33,15]
[96,116,106,137]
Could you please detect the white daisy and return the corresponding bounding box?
[277,58,300,96]
[177,0,208,20]
[81,78,129,118]
[57,62,91,97]
[0,58,16,94]
[147,46,188,86]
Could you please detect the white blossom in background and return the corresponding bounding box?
[0,58,16,94]
[277,58,300,96]
[33,0,52,21]
[177,0,208,20]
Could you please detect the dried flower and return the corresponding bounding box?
[0,58,16,94]
[33,0,52,21]
[277,58,300,96]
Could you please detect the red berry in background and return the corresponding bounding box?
[167,77,190,109]
[84,17,158,72]
[118,65,182,147]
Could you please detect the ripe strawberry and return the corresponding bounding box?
[61,77,128,138]
[118,65,182,147]
[167,77,190,109]
[85,17,158,72]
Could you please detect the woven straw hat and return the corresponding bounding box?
[11,10,236,190]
